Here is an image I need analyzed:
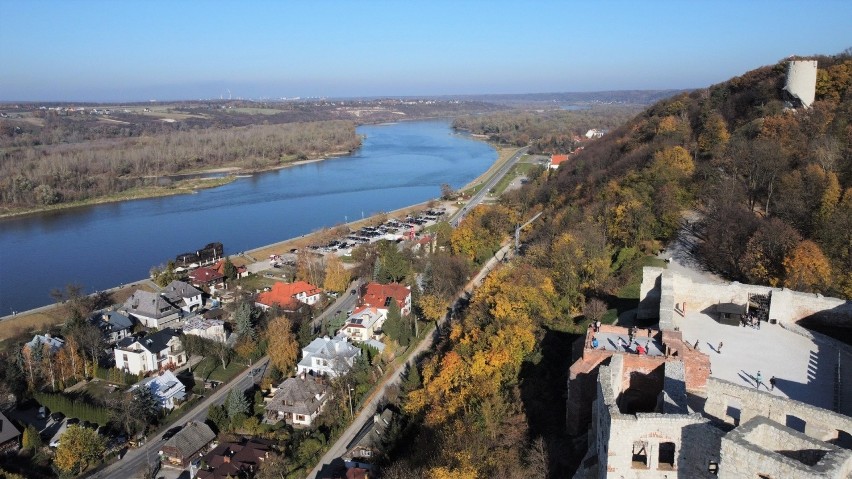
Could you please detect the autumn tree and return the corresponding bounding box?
[584,298,608,324]
[323,254,351,293]
[54,425,105,475]
[22,424,41,450]
[267,316,299,374]
[739,218,802,286]
[295,249,323,286]
[784,240,832,293]
[697,112,730,160]
[416,294,448,322]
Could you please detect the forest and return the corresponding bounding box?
[452,105,645,153]
[380,52,852,478]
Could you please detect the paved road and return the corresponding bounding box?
[89,358,269,479]
[451,146,529,227]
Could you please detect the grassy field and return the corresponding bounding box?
[458,146,523,195]
[490,161,539,196]
[193,357,247,383]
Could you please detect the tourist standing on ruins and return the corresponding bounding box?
[769,376,776,391]
[717,341,723,353]
[592,336,599,349]
[595,320,601,332]
[756,371,763,389]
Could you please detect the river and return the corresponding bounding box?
[0,120,496,313]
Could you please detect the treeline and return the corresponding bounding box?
[452,105,645,153]
[0,120,359,209]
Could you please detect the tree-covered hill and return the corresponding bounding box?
[530,51,852,299]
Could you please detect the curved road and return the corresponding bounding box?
[451,146,528,227]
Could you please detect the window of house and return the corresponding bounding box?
[297,415,305,421]
[122,354,129,364]
[364,450,372,457]
[632,441,648,469]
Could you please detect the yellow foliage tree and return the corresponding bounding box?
[266,316,299,374]
[54,425,105,474]
[417,293,448,322]
[323,254,351,293]
[651,145,695,179]
[783,240,832,293]
[697,113,730,159]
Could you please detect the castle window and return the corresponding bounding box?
[658,442,675,470]
[708,460,718,475]
[631,441,648,469]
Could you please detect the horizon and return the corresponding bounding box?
[1,0,850,102]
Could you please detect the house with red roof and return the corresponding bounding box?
[212,259,248,279]
[549,154,569,170]
[188,267,225,291]
[256,281,322,311]
[360,282,411,316]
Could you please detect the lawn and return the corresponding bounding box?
[491,161,539,196]
[193,357,247,383]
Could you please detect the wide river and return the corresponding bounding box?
[0,120,496,313]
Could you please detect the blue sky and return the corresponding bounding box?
[1,0,849,101]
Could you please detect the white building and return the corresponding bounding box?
[130,370,187,410]
[114,329,186,375]
[297,335,361,378]
[339,307,386,342]
[182,317,228,343]
[161,280,204,313]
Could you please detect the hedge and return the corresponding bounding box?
[34,392,110,426]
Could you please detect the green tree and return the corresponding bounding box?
[226,387,249,419]
[206,404,229,433]
[54,425,105,474]
[132,384,161,424]
[234,301,257,342]
[377,241,410,283]
[222,257,238,281]
[382,301,411,346]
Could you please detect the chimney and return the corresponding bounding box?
[223,455,231,464]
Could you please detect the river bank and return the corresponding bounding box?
[0,150,358,219]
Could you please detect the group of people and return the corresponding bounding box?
[588,323,655,356]
[741,312,762,329]
[754,370,777,391]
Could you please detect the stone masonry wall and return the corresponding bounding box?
[719,417,852,479]
[704,378,852,445]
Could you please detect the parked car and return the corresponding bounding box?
[162,426,181,441]
[50,412,65,423]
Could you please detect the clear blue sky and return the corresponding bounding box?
[1,0,849,101]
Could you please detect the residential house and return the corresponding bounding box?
[585,128,606,139]
[212,259,248,279]
[161,280,204,313]
[23,334,64,355]
[195,439,271,479]
[255,281,322,311]
[189,267,225,292]
[161,421,216,467]
[130,370,186,410]
[549,154,569,169]
[122,290,181,329]
[265,375,330,428]
[183,317,228,343]
[90,311,134,344]
[343,408,394,467]
[297,336,361,378]
[0,410,20,454]
[114,328,186,375]
[360,282,411,316]
[339,307,385,342]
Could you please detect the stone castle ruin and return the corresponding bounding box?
[571,267,852,478]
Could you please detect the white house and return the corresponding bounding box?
[339,307,386,342]
[114,329,186,375]
[297,335,361,378]
[182,317,228,343]
[130,370,187,410]
[161,280,204,313]
[24,334,65,355]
